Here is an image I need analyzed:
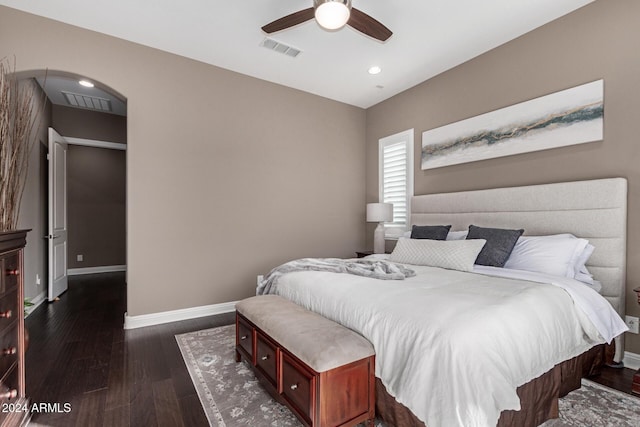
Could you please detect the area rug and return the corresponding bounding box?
[176,325,640,427]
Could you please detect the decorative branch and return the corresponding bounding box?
[0,57,46,231]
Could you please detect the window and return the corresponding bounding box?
[378,129,414,238]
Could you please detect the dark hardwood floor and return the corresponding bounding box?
[24,273,638,426]
[25,272,233,427]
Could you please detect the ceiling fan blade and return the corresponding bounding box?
[348,8,393,42]
[262,8,315,33]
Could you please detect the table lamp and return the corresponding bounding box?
[366,203,393,254]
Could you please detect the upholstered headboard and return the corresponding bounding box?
[411,178,627,359]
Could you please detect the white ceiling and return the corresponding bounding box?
[0,0,593,108]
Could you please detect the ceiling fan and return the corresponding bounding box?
[262,0,392,42]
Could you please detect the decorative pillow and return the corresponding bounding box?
[389,237,486,272]
[446,230,468,241]
[466,225,524,267]
[410,225,451,240]
[503,234,590,278]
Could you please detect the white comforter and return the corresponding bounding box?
[268,263,626,427]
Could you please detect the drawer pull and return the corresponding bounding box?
[290,384,298,390]
[0,310,12,319]
[5,269,19,276]
[261,355,269,361]
[2,347,16,356]
[0,389,17,400]
[240,335,248,340]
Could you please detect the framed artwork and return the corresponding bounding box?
[421,80,603,170]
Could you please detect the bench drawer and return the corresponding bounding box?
[236,315,253,360]
[255,331,278,388]
[282,352,315,425]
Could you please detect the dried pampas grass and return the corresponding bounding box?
[0,58,42,231]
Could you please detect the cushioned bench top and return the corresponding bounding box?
[236,295,375,372]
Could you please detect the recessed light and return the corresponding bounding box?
[368,66,382,75]
[79,80,94,88]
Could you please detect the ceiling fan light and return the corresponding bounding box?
[314,0,351,30]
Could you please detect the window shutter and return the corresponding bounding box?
[379,130,414,238]
[382,142,408,228]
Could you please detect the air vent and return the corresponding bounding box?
[62,91,112,112]
[260,38,302,58]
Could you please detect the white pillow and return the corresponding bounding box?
[575,264,595,285]
[590,279,603,293]
[574,244,595,280]
[503,234,589,278]
[389,237,486,272]
[446,230,468,241]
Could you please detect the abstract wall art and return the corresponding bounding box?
[421,80,604,170]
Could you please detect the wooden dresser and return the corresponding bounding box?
[0,230,29,427]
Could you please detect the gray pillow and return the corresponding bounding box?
[410,225,451,240]
[466,225,524,267]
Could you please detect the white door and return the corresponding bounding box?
[48,128,68,301]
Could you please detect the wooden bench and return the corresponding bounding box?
[236,295,375,427]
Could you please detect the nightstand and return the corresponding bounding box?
[356,251,374,258]
[356,251,390,258]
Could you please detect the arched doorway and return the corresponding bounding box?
[15,70,127,312]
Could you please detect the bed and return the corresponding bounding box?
[260,178,628,427]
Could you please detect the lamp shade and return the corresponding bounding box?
[314,0,352,30]
[366,203,393,223]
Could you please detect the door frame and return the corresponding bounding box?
[47,133,128,301]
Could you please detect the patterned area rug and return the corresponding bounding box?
[176,325,640,427]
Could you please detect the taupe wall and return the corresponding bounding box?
[366,0,640,352]
[52,105,127,144]
[67,145,126,269]
[1,6,366,316]
[17,80,51,302]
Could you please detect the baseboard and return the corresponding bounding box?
[123,300,238,330]
[623,351,640,370]
[25,292,46,317]
[67,265,127,276]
